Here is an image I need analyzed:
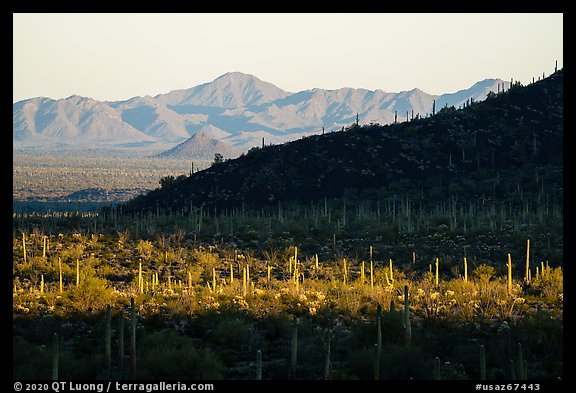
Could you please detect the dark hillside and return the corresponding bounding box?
[119,70,562,216]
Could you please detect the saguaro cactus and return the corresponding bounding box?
[291,319,298,379]
[131,297,137,379]
[507,254,513,295]
[22,232,27,265]
[76,259,80,287]
[324,329,331,380]
[480,344,486,380]
[59,257,63,293]
[403,285,412,347]
[369,245,373,263]
[376,303,382,378]
[105,305,112,374]
[52,333,59,380]
[525,239,530,283]
[256,350,262,380]
[138,262,143,294]
[242,267,247,297]
[373,343,380,380]
[509,359,516,379]
[517,343,526,380]
[118,313,124,370]
[294,246,298,266]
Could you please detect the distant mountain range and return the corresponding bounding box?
[13,72,510,158]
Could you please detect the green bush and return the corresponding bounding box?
[137,330,226,379]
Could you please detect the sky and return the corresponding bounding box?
[13,13,563,103]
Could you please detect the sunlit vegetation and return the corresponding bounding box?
[13,213,562,380]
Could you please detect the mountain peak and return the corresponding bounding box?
[191,131,211,141]
[156,71,290,108]
[215,71,259,82]
[155,131,240,160]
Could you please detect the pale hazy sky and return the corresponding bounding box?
[13,13,563,103]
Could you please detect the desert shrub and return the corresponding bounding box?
[137,329,225,379]
[379,344,431,379]
[63,276,115,313]
[532,266,563,303]
[473,264,496,286]
[13,336,53,379]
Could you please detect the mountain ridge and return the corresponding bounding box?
[14,72,511,155]
[118,70,562,215]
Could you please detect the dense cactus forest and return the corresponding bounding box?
[13,71,563,381]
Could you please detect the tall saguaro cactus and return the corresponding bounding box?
[291,319,298,379]
[525,239,530,283]
[22,232,27,265]
[480,344,486,380]
[105,305,112,375]
[118,313,124,370]
[375,303,382,379]
[324,329,331,380]
[256,350,262,380]
[138,262,143,294]
[76,259,80,287]
[373,343,380,380]
[130,297,137,380]
[517,343,526,380]
[43,235,47,258]
[403,285,412,347]
[507,254,513,295]
[52,333,59,380]
[59,257,63,293]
